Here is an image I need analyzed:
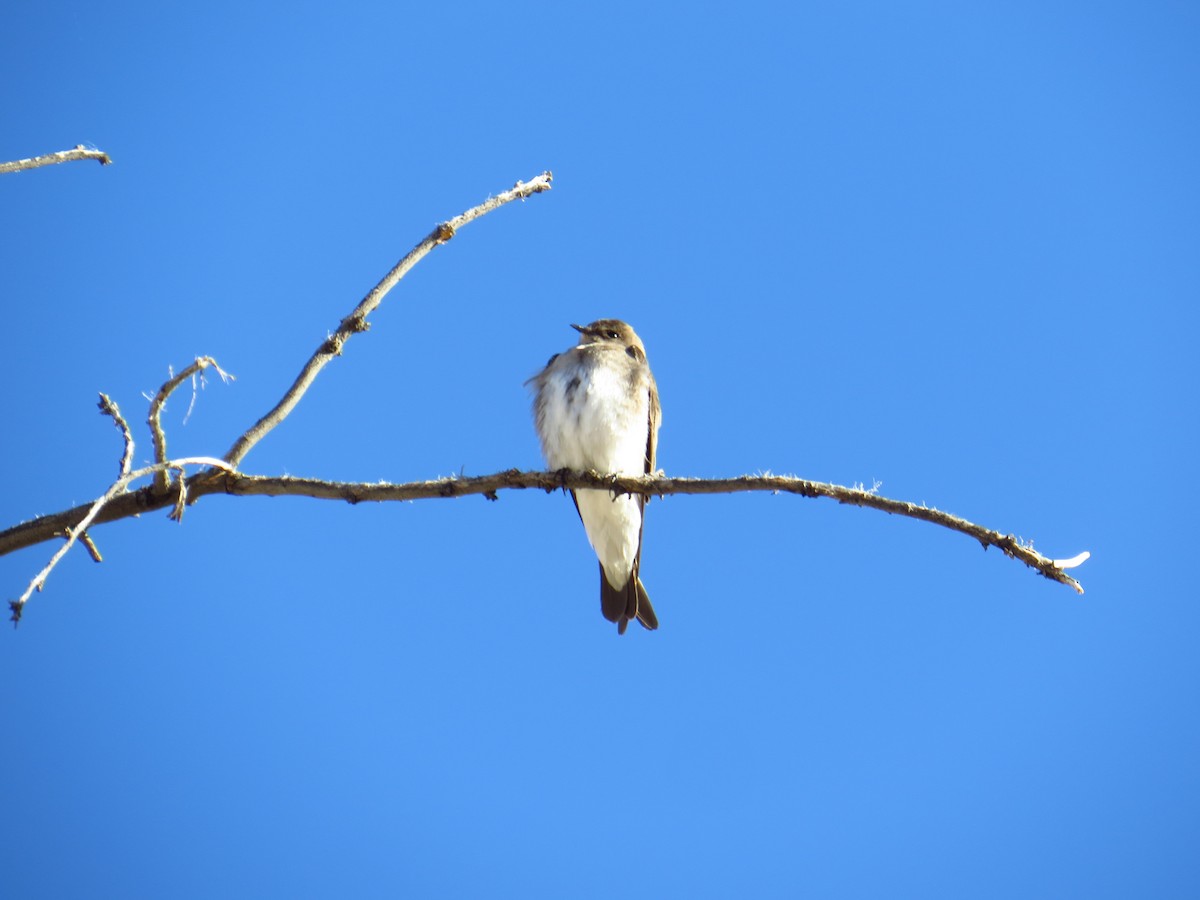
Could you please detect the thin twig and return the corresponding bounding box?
[78,531,103,563]
[0,145,112,175]
[1,469,1089,598]
[147,357,232,491]
[97,392,134,477]
[8,456,234,624]
[221,171,554,468]
[169,466,188,522]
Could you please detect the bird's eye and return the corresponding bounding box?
[607,330,620,339]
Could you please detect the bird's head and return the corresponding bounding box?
[571,319,646,358]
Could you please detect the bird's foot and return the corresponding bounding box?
[555,467,573,495]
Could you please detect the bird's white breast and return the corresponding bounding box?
[537,351,648,475]
[535,348,650,589]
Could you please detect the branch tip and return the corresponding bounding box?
[79,531,103,563]
[0,145,113,175]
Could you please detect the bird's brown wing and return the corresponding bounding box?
[645,376,660,476]
[629,377,660,630]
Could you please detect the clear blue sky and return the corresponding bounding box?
[3,2,1197,897]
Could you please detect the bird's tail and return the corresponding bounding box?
[600,564,658,635]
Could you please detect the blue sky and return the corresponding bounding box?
[3,2,1197,897]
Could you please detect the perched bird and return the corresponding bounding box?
[530,319,661,634]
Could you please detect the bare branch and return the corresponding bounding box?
[97,393,134,478]
[8,456,234,624]
[0,145,112,175]
[4,167,1085,621]
[147,357,233,490]
[221,171,554,468]
[1,469,1088,604]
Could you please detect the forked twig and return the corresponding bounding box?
[8,457,235,624]
[148,357,233,490]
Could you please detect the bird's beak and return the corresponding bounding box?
[570,323,585,333]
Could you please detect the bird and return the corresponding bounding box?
[529,319,661,634]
